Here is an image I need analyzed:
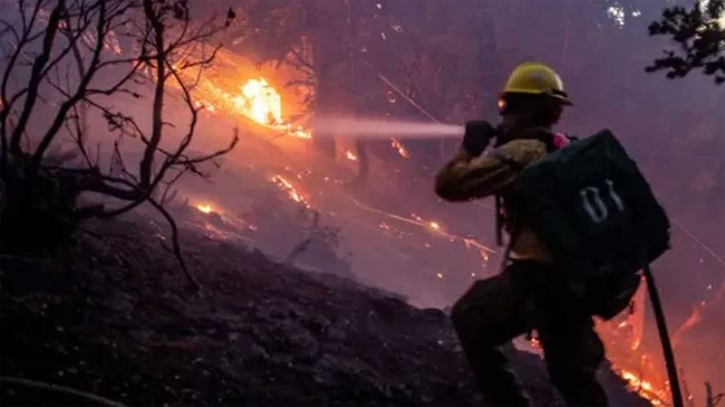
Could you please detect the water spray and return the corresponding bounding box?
[310,117,464,140]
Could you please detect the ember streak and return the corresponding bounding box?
[271,175,311,209]
[391,138,410,158]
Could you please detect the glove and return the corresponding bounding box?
[462,120,496,157]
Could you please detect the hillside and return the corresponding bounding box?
[0,214,647,406]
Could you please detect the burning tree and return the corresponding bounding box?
[0,0,237,289]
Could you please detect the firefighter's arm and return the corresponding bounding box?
[434,139,548,201]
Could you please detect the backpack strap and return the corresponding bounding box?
[495,195,503,246]
[497,225,523,272]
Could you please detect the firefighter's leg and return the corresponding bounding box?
[537,303,608,406]
[451,270,531,406]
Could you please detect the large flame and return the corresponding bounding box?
[196,76,312,139]
[167,46,311,139]
[231,78,282,125]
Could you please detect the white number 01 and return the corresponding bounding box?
[579,179,625,223]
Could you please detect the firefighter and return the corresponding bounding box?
[435,62,608,406]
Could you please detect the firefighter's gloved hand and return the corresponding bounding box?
[462,120,495,157]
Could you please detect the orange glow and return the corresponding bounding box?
[428,221,441,231]
[346,150,358,161]
[196,204,213,214]
[391,138,409,158]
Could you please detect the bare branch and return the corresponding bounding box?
[1,0,44,169]
[148,197,201,292]
[9,0,66,158]
[138,0,166,190]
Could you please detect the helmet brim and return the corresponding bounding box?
[501,89,573,106]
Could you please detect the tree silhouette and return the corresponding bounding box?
[0,0,237,290]
[646,0,725,84]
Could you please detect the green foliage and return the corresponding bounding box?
[646,0,725,84]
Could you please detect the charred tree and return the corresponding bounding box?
[0,0,237,290]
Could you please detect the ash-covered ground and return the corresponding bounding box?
[0,212,648,406]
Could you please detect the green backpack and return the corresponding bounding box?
[515,129,671,318]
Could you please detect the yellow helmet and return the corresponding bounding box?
[502,62,572,105]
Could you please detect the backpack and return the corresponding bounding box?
[514,129,671,319]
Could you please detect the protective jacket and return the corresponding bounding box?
[435,129,571,262]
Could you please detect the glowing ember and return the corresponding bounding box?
[196,204,213,214]
[428,221,441,231]
[271,175,310,208]
[436,272,444,279]
[346,150,358,161]
[391,138,409,158]
[288,125,312,139]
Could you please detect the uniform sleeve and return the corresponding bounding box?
[434,139,548,202]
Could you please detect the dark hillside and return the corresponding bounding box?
[0,214,647,406]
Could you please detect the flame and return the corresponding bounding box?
[391,138,409,158]
[196,204,213,214]
[346,150,358,161]
[226,77,311,138]
[617,369,669,406]
[597,280,671,405]
[165,48,312,139]
[231,78,282,125]
[271,175,310,208]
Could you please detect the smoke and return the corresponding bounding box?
[310,116,464,140]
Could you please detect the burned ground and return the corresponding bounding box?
[0,213,647,406]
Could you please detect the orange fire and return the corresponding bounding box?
[196,204,213,214]
[167,48,312,139]
[231,78,282,125]
[617,369,669,406]
[227,78,312,139]
[596,279,673,406]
